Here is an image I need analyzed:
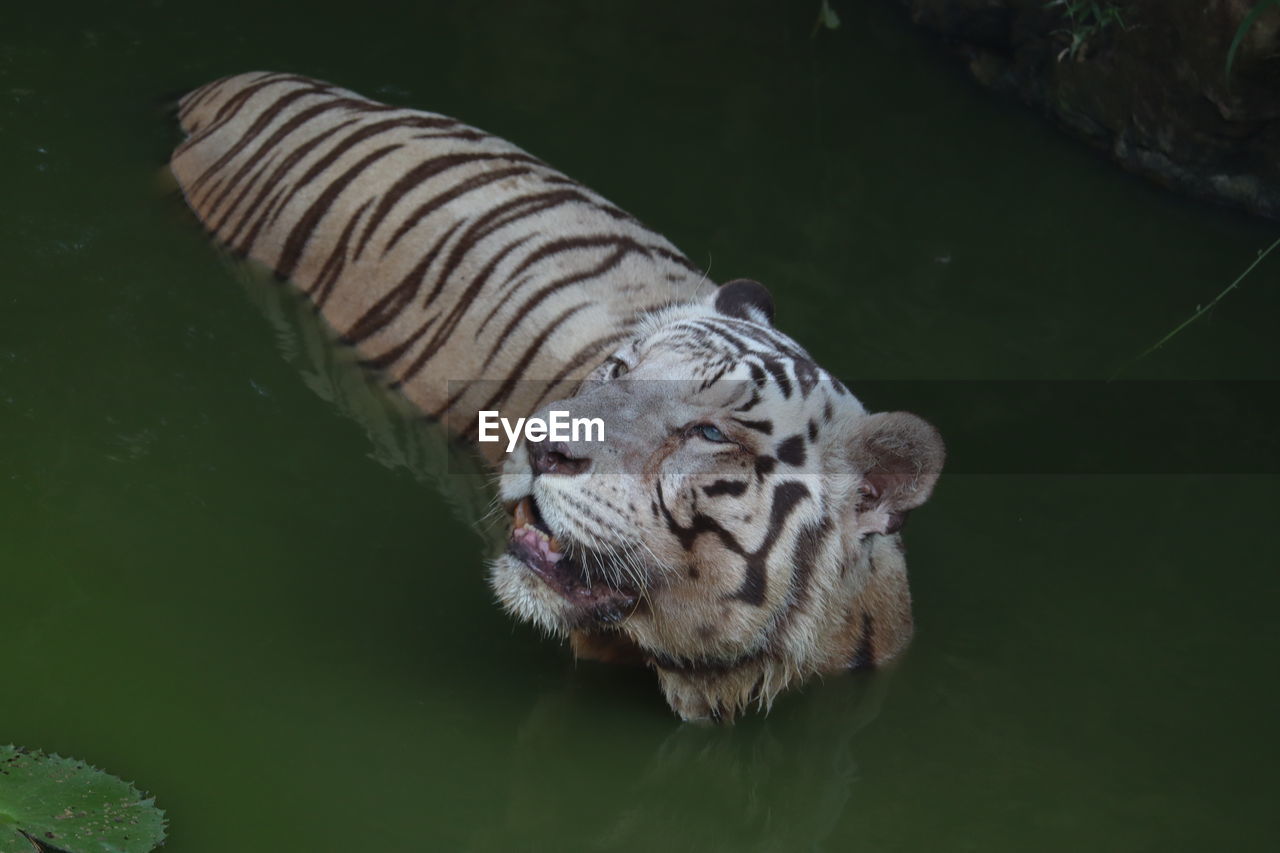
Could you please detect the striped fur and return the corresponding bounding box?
[172,71,710,455]
[171,73,944,721]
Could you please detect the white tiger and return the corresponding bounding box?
[170,72,944,721]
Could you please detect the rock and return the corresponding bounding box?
[893,0,1280,219]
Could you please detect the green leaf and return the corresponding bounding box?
[1226,0,1280,82]
[811,0,840,37]
[820,1,840,30]
[0,747,166,853]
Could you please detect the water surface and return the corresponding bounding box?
[3,1,1277,850]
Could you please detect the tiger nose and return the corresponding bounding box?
[527,438,591,476]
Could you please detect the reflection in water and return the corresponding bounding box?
[212,249,897,848]
[218,236,898,850]
[224,252,503,548]
[473,671,889,851]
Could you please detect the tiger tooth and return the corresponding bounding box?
[548,536,562,554]
[514,498,531,529]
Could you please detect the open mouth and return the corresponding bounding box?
[508,496,638,623]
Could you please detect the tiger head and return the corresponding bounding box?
[490,280,944,721]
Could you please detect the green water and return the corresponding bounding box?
[3,1,1278,850]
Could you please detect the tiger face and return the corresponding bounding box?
[490,281,944,721]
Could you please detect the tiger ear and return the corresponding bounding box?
[848,412,945,537]
[711,279,775,325]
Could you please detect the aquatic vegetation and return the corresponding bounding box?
[0,747,165,853]
[901,0,1280,217]
[812,0,840,36]
[1045,0,1127,62]
[1227,0,1280,81]
[1045,0,1278,77]
[1117,234,1280,376]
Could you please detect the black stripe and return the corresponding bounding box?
[224,119,360,249]
[213,73,300,122]
[477,244,641,368]
[204,96,366,220]
[232,181,292,256]
[394,189,594,381]
[753,456,776,478]
[379,161,539,256]
[732,481,809,606]
[359,318,438,372]
[177,76,235,128]
[396,232,537,383]
[734,390,762,413]
[354,152,538,260]
[731,418,773,435]
[208,148,282,232]
[556,492,620,547]
[651,245,702,274]
[276,143,402,281]
[776,435,806,467]
[262,114,459,238]
[410,129,490,142]
[428,188,586,301]
[849,612,875,670]
[189,84,329,201]
[760,356,793,398]
[654,478,809,608]
[651,648,768,676]
[309,197,373,309]
[703,480,748,498]
[177,73,318,162]
[785,517,832,615]
[686,321,753,357]
[697,364,731,391]
[456,301,591,424]
[522,328,637,412]
[502,234,652,285]
[348,218,464,343]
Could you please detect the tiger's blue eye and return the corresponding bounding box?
[695,424,729,443]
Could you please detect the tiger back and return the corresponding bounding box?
[171,71,712,456]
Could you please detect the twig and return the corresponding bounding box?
[1112,234,1280,378]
